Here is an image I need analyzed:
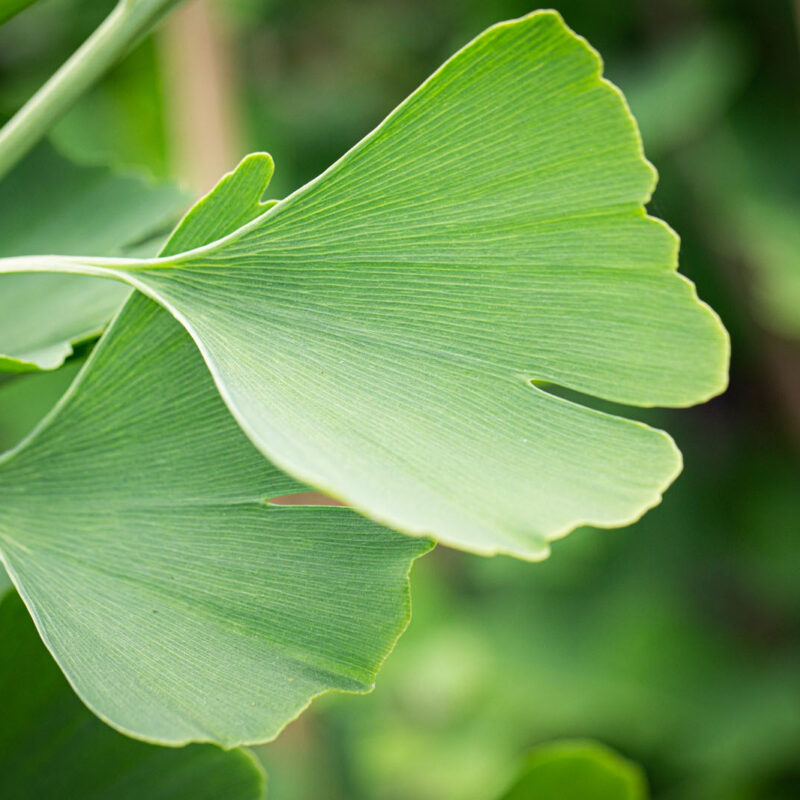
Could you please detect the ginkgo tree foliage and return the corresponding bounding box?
[1,10,729,558]
[0,0,728,768]
[0,153,431,747]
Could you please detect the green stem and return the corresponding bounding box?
[0,254,149,276]
[0,0,183,180]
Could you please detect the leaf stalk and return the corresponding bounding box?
[0,0,183,180]
[0,254,144,277]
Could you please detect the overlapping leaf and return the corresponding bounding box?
[0,11,729,558]
[0,143,184,372]
[0,590,265,799]
[0,154,430,746]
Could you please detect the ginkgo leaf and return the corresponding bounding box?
[0,10,729,559]
[0,589,266,799]
[0,154,431,747]
[0,276,129,372]
[0,143,185,372]
[498,741,647,800]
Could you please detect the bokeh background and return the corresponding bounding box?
[1,1,799,798]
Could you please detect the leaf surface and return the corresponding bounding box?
[0,144,184,372]
[0,590,266,799]
[0,154,430,746]
[0,11,729,558]
[498,740,646,800]
[124,11,727,558]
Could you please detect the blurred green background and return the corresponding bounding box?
[1,1,799,798]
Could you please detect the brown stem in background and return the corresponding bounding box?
[159,0,242,194]
[269,492,345,507]
[794,0,800,54]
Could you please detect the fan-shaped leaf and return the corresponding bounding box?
[0,154,430,746]
[0,11,729,559]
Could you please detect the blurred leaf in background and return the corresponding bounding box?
[0,0,40,27]
[0,0,171,176]
[498,741,647,800]
[684,111,800,340]
[0,143,184,372]
[0,360,82,449]
[0,589,266,799]
[619,26,749,156]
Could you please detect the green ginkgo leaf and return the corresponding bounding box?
[0,10,729,559]
[0,143,185,372]
[0,154,431,747]
[0,275,129,372]
[498,740,647,800]
[0,589,266,799]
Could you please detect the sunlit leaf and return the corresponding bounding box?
[0,589,266,799]
[0,143,184,372]
[498,740,647,800]
[1,10,729,560]
[0,12,729,558]
[0,154,431,746]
